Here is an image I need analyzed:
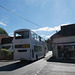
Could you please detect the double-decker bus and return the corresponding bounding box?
[13,29,48,61]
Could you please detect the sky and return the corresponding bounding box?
[0,0,75,39]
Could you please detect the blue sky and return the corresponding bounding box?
[0,0,75,39]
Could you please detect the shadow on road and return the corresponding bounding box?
[0,61,33,71]
[47,56,75,64]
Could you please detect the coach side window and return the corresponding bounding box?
[31,32,37,40]
[36,35,39,41]
[39,36,41,41]
[31,32,35,39]
[39,46,42,52]
[41,38,45,42]
[34,45,38,52]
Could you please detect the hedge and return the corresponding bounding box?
[0,49,13,60]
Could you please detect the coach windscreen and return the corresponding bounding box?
[15,31,29,39]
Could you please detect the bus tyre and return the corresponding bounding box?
[36,55,38,60]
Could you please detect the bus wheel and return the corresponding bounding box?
[36,55,38,60]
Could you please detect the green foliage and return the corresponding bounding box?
[0,49,12,56]
[0,28,8,36]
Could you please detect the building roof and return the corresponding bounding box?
[51,24,75,39]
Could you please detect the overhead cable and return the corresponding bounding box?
[0,5,43,28]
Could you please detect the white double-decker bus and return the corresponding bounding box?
[13,29,48,61]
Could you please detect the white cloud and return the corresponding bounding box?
[60,23,70,26]
[9,33,14,37]
[40,35,45,37]
[32,24,70,39]
[0,22,7,26]
[45,33,53,38]
[45,36,50,38]
[32,25,60,32]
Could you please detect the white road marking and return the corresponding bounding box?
[35,63,47,75]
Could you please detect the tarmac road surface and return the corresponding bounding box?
[0,51,51,75]
[0,51,75,75]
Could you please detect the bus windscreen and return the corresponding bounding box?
[15,31,29,39]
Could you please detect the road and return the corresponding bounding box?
[0,51,75,75]
[0,59,47,75]
[37,59,75,75]
[0,51,51,75]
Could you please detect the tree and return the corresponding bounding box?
[0,28,8,36]
[46,39,52,51]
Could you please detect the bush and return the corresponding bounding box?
[0,49,13,60]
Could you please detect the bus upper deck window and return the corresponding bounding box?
[24,31,29,38]
[15,31,29,39]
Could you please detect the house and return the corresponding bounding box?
[0,34,10,44]
[0,34,13,52]
[0,34,10,50]
[51,24,75,59]
[1,37,13,52]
